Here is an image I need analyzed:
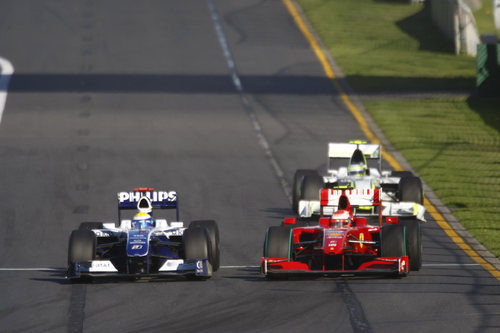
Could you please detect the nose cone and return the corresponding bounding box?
[323,230,346,254]
[127,230,150,257]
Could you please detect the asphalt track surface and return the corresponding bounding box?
[0,1,498,332]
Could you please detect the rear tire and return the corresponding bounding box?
[400,219,422,271]
[189,220,220,271]
[398,176,423,204]
[292,169,318,213]
[380,224,406,257]
[68,229,96,264]
[264,226,291,259]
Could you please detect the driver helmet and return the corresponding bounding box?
[132,212,155,229]
[331,210,351,228]
[348,149,367,178]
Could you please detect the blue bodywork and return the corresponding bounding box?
[126,230,150,257]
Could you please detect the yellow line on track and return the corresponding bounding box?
[282,0,500,280]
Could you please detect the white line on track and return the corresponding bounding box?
[0,57,14,124]
[0,268,63,271]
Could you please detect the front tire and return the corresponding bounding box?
[380,224,406,258]
[183,227,213,280]
[189,220,220,271]
[68,229,96,265]
[264,226,292,280]
[400,219,422,271]
[264,226,292,259]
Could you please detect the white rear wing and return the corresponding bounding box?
[328,143,381,159]
[327,142,382,174]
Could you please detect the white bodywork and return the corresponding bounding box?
[325,143,401,196]
[299,188,426,222]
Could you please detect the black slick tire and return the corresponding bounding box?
[398,176,423,204]
[264,226,291,259]
[301,173,324,201]
[68,229,96,265]
[380,224,406,258]
[189,220,220,271]
[400,219,422,271]
[264,226,292,280]
[183,227,211,260]
[183,227,212,280]
[292,169,318,213]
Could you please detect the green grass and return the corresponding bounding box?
[297,0,500,258]
[298,0,476,91]
[364,97,500,257]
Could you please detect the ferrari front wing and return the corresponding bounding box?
[261,256,409,278]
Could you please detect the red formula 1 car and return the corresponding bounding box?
[261,188,423,278]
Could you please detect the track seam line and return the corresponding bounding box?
[207,0,292,203]
[282,0,500,281]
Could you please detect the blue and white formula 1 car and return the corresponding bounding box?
[67,188,220,282]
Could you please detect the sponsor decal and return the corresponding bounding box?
[89,261,118,272]
[93,262,111,268]
[163,229,183,237]
[359,233,364,248]
[400,258,407,273]
[127,230,149,256]
[118,191,177,203]
[195,260,206,274]
[94,230,111,237]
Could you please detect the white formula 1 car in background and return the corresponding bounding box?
[292,141,425,220]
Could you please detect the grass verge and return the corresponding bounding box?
[297,0,476,91]
[364,97,500,257]
[297,0,500,258]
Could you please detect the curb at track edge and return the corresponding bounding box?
[282,0,500,279]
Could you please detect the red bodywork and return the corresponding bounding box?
[262,193,409,277]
